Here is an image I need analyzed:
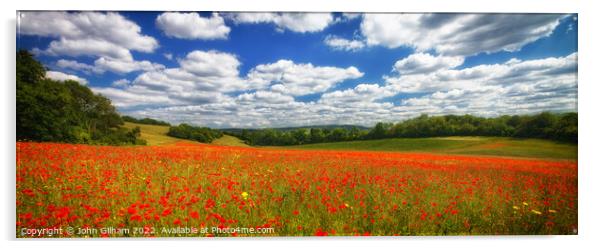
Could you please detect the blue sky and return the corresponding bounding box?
[17,12,577,128]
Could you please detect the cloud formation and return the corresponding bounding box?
[94,57,165,74]
[56,59,101,74]
[117,52,576,128]
[20,11,158,60]
[248,60,364,96]
[319,83,395,105]
[360,14,565,56]
[385,52,577,93]
[45,71,88,85]
[112,79,130,87]
[93,49,365,110]
[56,57,164,75]
[20,11,164,76]
[19,12,576,128]
[131,50,246,95]
[156,12,230,40]
[324,35,366,52]
[393,53,464,75]
[228,13,334,33]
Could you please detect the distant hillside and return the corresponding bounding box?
[123,122,248,147]
[122,122,188,145]
[221,124,369,134]
[274,124,371,131]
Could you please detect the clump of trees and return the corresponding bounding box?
[167,124,223,143]
[236,127,367,146]
[234,112,577,146]
[385,113,577,142]
[122,116,171,126]
[16,50,146,145]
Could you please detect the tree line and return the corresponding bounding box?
[231,112,577,146]
[167,124,223,143]
[122,116,171,126]
[16,50,146,145]
[231,126,367,146]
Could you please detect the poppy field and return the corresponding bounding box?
[16,141,577,237]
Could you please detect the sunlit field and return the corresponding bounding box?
[16,142,577,237]
[288,137,577,160]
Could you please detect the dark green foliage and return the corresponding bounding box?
[235,112,577,146]
[167,124,223,143]
[390,112,576,142]
[17,50,45,86]
[309,128,325,143]
[554,113,578,142]
[91,126,147,145]
[16,50,145,145]
[237,127,370,146]
[367,122,393,139]
[122,116,171,126]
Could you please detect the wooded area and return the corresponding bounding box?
[16,50,145,145]
[122,116,171,126]
[167,124,223,143]
[233,112,577,146]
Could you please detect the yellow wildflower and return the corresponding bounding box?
[549,209,557,213]
[512,206,519,210]
[522,202,529,206]
[241,191,249,200]
[531,209,542,215]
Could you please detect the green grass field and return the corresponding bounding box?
[123,122,576,160]
[123,122,189,145]
[211,134,250,147]
[284,136,577,160]
[123,122,248,147]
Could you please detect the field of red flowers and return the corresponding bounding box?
[16,141,577,237]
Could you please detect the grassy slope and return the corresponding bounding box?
[122,122,575,159]
[123,122,248,147]
[211,135,250,147]
[284,136,577,160]
[123,122,189,145]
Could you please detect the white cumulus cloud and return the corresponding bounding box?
[247,59,364,96]
[319,83,395,105]
[392,53,464,75]
[324,35,366,52]
[19,11,158,60]
[94,57,165,74]
[360,13,565,56]
[91,49,366,113]
[112,79,130,87]
[45,71,88,84]
[57,57,165,75]
[228,12,334,33]
[56,59,101,74]
[237,91,295,104]
[92,50,245,108]
[20,11,164,76]
[156,12,230,40]
[385,52,577,93]
[124,53,575,128]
